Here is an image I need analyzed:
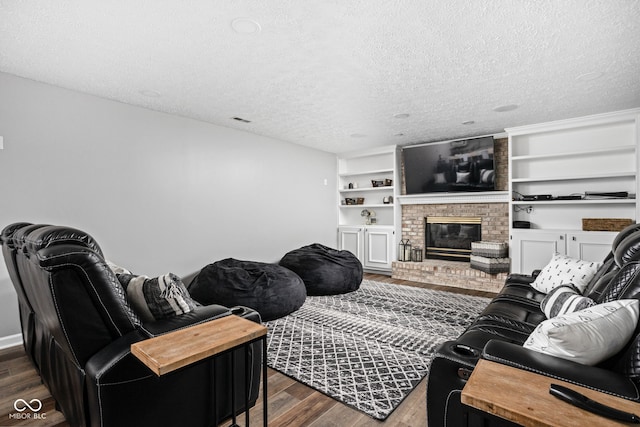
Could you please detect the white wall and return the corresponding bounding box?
[0,72,338,338]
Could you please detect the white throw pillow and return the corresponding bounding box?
[434,172,447,184]
[456,171,470,184]
[523,299,640,365]
[531,253,602,294]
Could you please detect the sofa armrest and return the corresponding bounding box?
[482,340,640,401]
[86,305,263,427]
[138,304,238,337]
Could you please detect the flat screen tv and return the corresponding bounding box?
[403,136,495,195]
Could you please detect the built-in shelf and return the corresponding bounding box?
[507,108,640,274]
[340,203,395,209]
[339,186,394,193]
[337,146,400,272]
[511,145,635,161]
[512,199,635,205]
[398,191,510,205]
[338,168,394,177]
[512,172,635,183]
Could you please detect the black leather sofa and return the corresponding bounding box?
[1,222,262,427]
[427,223,640,426]
[426,158,496,193]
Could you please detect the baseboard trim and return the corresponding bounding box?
[0,334,23,350]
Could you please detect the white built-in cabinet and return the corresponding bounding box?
[507,108,640,274]
[510,229,617,274]
[337,146,400,272]
[338,225,395,270]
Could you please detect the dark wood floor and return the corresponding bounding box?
[0,273,495,427]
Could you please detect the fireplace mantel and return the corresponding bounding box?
[397,191,510,205]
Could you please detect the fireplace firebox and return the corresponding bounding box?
[425,216,481,262]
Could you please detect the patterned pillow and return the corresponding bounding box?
[117,273,198,322]
[541,285,596,318]
[531,253,602,294]
[524,299,640,365]
[480,169,495,184]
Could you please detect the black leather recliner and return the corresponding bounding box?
[1,223,262,427]
[426,223,640,426]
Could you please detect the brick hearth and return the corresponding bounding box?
[392,259,507,293]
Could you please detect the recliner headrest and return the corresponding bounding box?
[1,222,33,246]
[11,224,49,251]
[614,229,640,267]
[21,225,103,257]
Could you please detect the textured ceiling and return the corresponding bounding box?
[1,1,639,153]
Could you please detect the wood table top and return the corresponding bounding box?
[131,314,267,376]
[462,359,640,427]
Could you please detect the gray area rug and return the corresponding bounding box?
[264,279,490,420]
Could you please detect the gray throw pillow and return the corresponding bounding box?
[117,272,198,322]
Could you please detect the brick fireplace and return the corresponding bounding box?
[392,137,510,293]
[393,201,509,293]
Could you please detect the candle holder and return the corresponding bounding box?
[403,240,412,262]
[398,240,407,261]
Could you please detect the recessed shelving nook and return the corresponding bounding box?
[337,146,401,272]
[507,108,640,273]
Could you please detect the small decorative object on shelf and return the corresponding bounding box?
[384,179,393,186]
[372,180,384,187]
[411,247,423,262]
[361,209,376,225]
[383,196,393,204]
[582,218,633,232]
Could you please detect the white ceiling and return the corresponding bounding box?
[1,1,639,153]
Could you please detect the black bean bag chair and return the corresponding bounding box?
[187,258,306,321]
[279,243,363,296]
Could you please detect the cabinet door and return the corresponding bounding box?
[566,231,616,262]
[364,228,394,270]
[338,227,364,262]
[510,231,566,274]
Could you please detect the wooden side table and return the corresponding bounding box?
[461,359,640,427]
[132,314,268,427]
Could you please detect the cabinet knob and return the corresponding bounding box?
[560,235,564,240]
[572,236,577,241]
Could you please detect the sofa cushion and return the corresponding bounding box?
[531,253,602,294]
[117,273,198,322]
[523,299,639,365]
[540,285,596,318]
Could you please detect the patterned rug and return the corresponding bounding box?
[264,279,490,420]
